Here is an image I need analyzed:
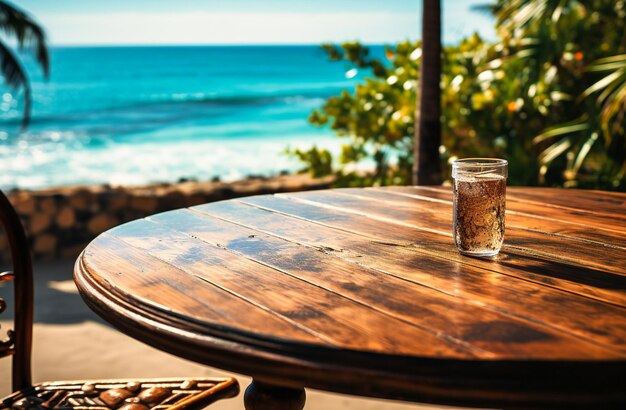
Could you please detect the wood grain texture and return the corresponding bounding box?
[278,189,626,275]
[194,200,626,353]
[234,194,626,307]
[377,187,626,250]
[75,187,626,409]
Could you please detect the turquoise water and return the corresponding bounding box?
[2,46,381,189]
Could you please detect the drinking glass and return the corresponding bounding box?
[452,158,507,257]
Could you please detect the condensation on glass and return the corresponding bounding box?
[452,158,507,257]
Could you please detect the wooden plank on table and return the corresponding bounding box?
[588,189,626,198]
[283,190,626,276]
[507,187,626,217]
[146,208,621,359]
[84,236,327,345]
[194,199,626,357]
[418,186,626,216]
[103,218,481,358]
[372,186,626,248]
[261,192,626,304]
[394,186,626,231]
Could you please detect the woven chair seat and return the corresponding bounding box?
[1,377,239,410]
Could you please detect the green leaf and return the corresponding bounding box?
[539,138,572,164]
[583,69,626,97]
[0,41,30,130]
[551,0,567,23]
[590,54,626,65]
[0,1,49,77]
[0,1,49,130]
[572,133,598,175]
[587,62,626,72]
[533,119,589,145]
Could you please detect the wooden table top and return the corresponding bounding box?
[74,186,626,409]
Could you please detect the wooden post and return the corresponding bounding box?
[413,0,442,185]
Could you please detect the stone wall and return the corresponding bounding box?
[1,174,335,262]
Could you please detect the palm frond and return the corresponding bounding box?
[589,54,626,65]
[533,117,588,144]
[0,40,30,129]
[551,0,568,22]
[539,137,571,164]
[0,1,49,130]
[600,83,626,143]
[571,132,598,174]
[495,0,573,30]
[0,1,49,77]
[497,0,550,29]
[597,78,622,105]
[582,69,626,98]
[587,62,626,72]
[582,55,626,144]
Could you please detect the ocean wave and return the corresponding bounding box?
[0,88,338,133]
[140,87,342,107]
[1,132,342,190]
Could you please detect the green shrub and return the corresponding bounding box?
[289,0,626,190]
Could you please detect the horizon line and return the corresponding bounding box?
[46,42,394,48]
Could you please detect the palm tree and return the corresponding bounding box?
[413,0,442,185]
[0,1,49,130]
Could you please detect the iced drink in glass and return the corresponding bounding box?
[452,159,507,257]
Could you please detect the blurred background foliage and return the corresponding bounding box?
[288,0,626,190]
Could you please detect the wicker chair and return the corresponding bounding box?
[0,191,240,410]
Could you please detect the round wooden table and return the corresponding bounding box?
[74,186,626,409]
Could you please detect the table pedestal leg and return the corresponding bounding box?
[244,380,306,410]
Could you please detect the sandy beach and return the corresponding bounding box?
[0,259,466,410]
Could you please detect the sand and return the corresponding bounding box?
[0,259,468,410]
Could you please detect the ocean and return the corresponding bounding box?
[1,46,383,189]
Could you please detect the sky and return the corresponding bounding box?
[19,0,495,46]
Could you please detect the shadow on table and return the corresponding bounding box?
[499,252,626,290]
